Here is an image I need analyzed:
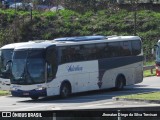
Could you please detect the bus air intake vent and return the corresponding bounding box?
[54,36,106,42]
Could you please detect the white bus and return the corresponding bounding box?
[0,43,24,90]
[0,42,33,90]
[10,36,143,100]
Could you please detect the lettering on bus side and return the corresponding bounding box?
[12,85,21,88]
[67,65,83,72]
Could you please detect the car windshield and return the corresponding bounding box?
[0,49,13,76]
[11,49,45,85]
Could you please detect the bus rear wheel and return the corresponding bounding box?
[115,76,125,90]
[60,83,71,98]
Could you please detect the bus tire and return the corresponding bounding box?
[31,96,39,100]
[115,75,125,90]
[60,82,71,98]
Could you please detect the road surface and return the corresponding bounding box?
[1,76,160,111]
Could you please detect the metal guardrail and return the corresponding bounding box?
[143,65,155,74]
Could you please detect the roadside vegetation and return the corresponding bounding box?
[143,69,156,77]
[118,92,160,101]
[0,9,160,60]
[143,61,156,77]
[0,90,10,96]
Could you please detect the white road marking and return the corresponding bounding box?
[13,104,53,110]
[78,102,116,108]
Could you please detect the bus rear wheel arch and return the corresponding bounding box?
[115,75,126,90]
[60,81,71,98]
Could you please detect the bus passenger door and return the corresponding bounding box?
[45,45,58,96]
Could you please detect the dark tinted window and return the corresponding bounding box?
[96,43,107,59]
[28,49,45,59]
[132,40,141,55]
[59,46,84,64]
[46,46,57,82]
[13,50,27,59]
[120,41,132,56]
[1,49,13,63]
[83,44,97,60]
[108,42,121,57]
[58,40,141,64]
[0,49,13,69]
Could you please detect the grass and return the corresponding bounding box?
[118,92,160,100]
[0,90,10,96]
[143,61,156,77]
[143,69,156,77]
[144,61,155,66]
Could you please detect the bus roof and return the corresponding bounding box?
[0,41,34,49]
[14,36,141,50]
[14,40,53,50]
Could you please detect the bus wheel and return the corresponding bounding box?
[60,83,71,98]
[115,76,125,90]
[31,96,39,100]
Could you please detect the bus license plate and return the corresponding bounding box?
[23,92,29,95]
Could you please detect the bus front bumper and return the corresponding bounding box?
[11,89,47,97]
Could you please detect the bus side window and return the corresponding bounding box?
[71,46,83,62]
[96,43,106,59]
[83,44,98,60]
[104,44,111,58]
[61,49,66,63]
[121,41,132,56]
[108,42,121,57]
[60,46,84,63]
[132,40,141,55]
[79,45,86,61]
[64,48,71,63]
[60,47,70,64]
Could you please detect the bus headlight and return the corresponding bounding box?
[36,87,45,90]
[11,87,17,90]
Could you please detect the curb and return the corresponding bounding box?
[112,97,160,104]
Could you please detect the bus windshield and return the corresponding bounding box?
[0,49,13,78]
[11,49,46,85]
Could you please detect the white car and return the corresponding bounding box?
[9,2,32,10]
[50,5,64,11]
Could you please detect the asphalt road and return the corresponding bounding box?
[1,76,160,111]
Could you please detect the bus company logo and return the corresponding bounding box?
[67,65,83,72]
[12,85,21,88]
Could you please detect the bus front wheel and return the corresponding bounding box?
[60,83,71,98]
